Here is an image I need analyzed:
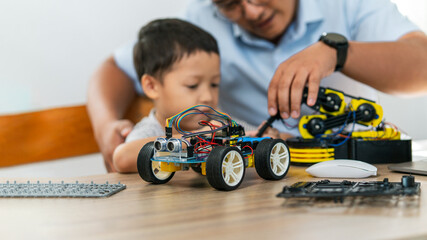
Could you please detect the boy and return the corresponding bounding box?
[113,18,281,173]
[112,18,222,172]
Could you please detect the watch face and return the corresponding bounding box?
[324,33,347,44]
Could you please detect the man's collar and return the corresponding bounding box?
[296,0,324,26]
[291,0,324,40]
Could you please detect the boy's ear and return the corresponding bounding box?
[141,74,161,99]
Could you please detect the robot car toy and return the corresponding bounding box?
[137,105,291,191]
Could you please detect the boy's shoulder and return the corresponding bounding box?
[125,109,164,143]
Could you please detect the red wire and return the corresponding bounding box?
[194,136,220,154]
[338,134,351,139]
[242,145,254,156]
[193,120,222,154]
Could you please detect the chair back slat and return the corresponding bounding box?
[0,97,153,167]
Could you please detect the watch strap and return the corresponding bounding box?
[335,44,348,71]
[319,33,348,72]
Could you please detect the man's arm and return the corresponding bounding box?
[87,56,137,172]
[344,31,427,94]
[267,31,427,119]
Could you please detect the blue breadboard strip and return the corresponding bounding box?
[0,180,126,198]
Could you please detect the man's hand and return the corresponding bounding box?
[95,120,134,172]
[87,56,137,172]
[268,41,337,119]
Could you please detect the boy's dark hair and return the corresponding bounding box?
[133,18,219,81]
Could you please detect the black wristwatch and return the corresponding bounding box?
[319,32,348,72]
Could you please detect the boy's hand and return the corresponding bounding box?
[96,120,134,172]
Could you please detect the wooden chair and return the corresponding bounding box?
[0,97,153,167]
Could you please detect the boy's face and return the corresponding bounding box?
[156,51,220,130]
[214,0,297,42]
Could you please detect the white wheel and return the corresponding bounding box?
[255,139,291,180]
[221,150,245,187]
[206,146,246,191]
[269,142,290,176]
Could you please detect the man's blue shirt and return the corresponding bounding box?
[114,0,419,135]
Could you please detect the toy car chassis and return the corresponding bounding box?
[137,105,291,191]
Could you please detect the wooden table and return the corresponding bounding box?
[0,164,426,240]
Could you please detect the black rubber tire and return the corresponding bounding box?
[254,139,290,180]
[137,141,174,184]
[206,146,245,191]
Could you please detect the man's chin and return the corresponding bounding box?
[248,29,279,42]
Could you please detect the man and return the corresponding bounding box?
[88,0,427,172]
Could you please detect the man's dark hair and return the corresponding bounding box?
[133,18,219,81]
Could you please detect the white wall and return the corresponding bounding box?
[0,0,190,177]
[0,0,190,114]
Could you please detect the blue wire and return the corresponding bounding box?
[330,110,356,147]
[171,105,235,135]
[176,112,227,134]
[315,109,355,139]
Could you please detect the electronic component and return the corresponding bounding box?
[287,86,411,164]
[154,137,168,151]
[167,138,182,152]
[302,87,346,116]
[277,176,420,202]
[255,86,410,164]
[137,105,291,191]
[0,181,126,198]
